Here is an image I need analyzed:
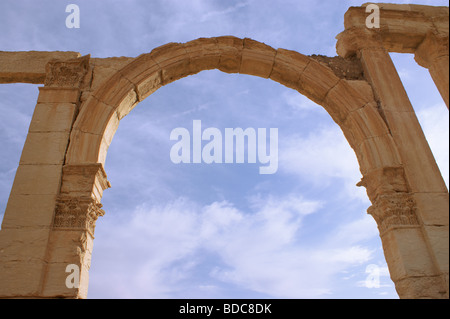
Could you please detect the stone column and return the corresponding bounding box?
[338,28,449,299]
[40,164,110,298]
[360,167,448,298]
[0,55,91,298]
[415,33,449,109]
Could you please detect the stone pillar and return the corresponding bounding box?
[361,167,448,298]
[338,29,449,299]
[40,164,110,298]
[415,33,449,109]
[0,55,91,298]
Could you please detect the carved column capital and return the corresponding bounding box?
[367,192,420,235]
[53,196,105,237]
[415,32,449,68]
[359,166,420,235]
[336,27,384,58]
[44,54,91,88]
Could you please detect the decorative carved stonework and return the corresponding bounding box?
[53,196,105,237]
[367,193,420,235]
[44,54,90,88]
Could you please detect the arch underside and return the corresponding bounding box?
[65,36,401,181]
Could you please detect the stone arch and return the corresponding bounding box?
[65,36,399,179]
[57,37,413,297]
[0,3,447,300]
[1,35,446,299]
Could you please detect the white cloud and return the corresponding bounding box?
[279,125,368,202]
[89,193,377,298]
[200,1,250,22]
[282,90,320,113]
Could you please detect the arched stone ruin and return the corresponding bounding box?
[0,3,448,299]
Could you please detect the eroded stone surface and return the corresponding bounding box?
[0,3,448,299]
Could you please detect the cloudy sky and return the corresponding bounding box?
[0,0,448,299]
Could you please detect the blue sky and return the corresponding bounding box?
[0,0,448,299]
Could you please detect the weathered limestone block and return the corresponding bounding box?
[78,57,134,103]
[1,194,57,229]
[41,261,90,298]
[65,129,104,164]
[0,51,80,84]
[343,101,391,148]
[115,54,162,102]
[149,42,191,85]
[269,48,309,90]
[423,224,449,274]
[396,276,448,299]
[76,97,115,136]
[0,260,46,297]
[68,113,120,165]
[351,134,403,176]
[0,228,52,261]
[184,37,221,74]
[60,164,110,202]
[28,103,78,133]
[0,228,52,296]
[413,193,449,226]
[217,36,244,73]
[342,4,448,54]
[8,164,62,196]
[89,57,134,90]
[383,227,448,299]
[298,59,340,105]
[90,71,138,118]
[37,87,81,104]
[324,79,372,123]
[240,38,276,78]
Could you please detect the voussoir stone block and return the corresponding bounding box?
[298,59,340,106]
[184,37,221,74]
[149,42,191,85]
[240,38,276,78]
[270,48,309,90]
[216,36,244,73]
